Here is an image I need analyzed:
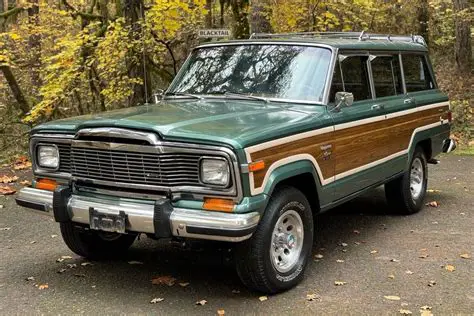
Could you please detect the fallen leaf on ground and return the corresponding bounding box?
[12,156,32,170]
[179,282,190,287]
[0,185,16,195]
[384,295,401,301]
[425,201,439,207]
[420,306,433,316]
[460,253,471,259]
[1,227,11,231]
[426,189,441,193]
[370,250,378,254]
[314,254,324,259]
[20,180,31,186]
[405,270,414,275]
[57,269,66,274]
[195,299,207,306]
[151,275,176,286]
[306,293,320,301]
[38,284,49,290]
[334,281,347,286]
[25,276,34,281]
[340,242,348,247]
[0,204,4,208]
[80,262,93,266]
[66,264,77,269]
[444,264,455,272]
[419,254,429,259]
[231,289,240,294]
[427,280,436,287]
[0,175,18,183]
[353,230,360,234]
[258,296,268,302]
[399,309,412,315]
[336,259,345,263]
[388,274,395,279]
[217,309,225,315]
[150,298,164,304]
[51,234,58,238]
[128,260,143,265]
[74,273,86,278]
[30,241,36,244]
[390,258,400,262]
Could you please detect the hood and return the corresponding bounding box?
[32,99,328,149]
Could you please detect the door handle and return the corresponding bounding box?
[371,104,385,110]
[404,97,415,104]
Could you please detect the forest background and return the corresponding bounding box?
[0,0,472,160]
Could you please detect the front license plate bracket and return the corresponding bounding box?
[89,207,127,234]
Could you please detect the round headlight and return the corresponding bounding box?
[37,145,59,169]
[200,158,230,186]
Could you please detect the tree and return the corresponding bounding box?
[453,0,472,71]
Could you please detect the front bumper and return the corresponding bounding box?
[16,187,260,242]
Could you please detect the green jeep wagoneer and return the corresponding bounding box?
[16,32,456,293]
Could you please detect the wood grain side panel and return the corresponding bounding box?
[247,104,449,191]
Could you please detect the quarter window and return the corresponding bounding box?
[371,55,403,98]
[402,54,435,92]
[330,55,371,103]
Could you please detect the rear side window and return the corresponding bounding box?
[371,55,403,98]
[330,55,371,102]
[402,54,435,92]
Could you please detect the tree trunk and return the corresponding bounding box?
[453,0,472,72]
[205,0,212,28]
[249,0,272,34]
[416,0,429,47]
[0,0,30,115]
[27,0,42,90]
[230,0,249,39]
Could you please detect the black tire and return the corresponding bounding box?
[60,222,137,259]
[385,146,428,214]
[235,186,313,294]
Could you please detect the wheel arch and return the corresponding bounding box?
[261,159,323,214]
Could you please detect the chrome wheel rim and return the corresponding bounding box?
[410,157,424,200]
[270,210,304,273]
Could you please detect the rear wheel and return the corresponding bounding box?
[60,222,137,259]
[385,146,428,214]
[235,186,313,293]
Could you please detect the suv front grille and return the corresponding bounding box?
[61,146,201,187]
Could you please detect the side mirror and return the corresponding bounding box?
[152,89,164,104]
[333,92,354,111]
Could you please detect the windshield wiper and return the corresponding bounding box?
[164,92,204,100]
[209,91,270,103]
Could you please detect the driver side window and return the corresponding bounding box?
[329,55,372,103]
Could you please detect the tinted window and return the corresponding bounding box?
[371,55,403,98]
[169,45,332,102]
[330,55,371,103]
[402,54,435,92]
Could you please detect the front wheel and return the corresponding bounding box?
[385,146,428,214]
[60,222,137,259]
[235,186,313,293]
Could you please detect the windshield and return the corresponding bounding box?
[167,44,332,103]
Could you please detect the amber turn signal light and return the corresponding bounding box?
[36,178,58,191]
[248,160,265,172]
[203,198,235,212]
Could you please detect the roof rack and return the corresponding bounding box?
[249,31,427,46]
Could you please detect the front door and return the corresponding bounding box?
[328,52,389,200]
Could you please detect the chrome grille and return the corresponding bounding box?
[70,146,201,186]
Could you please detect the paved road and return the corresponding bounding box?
[1,154,473,315]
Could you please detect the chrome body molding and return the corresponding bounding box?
[29,129,243,202]
[15,187,260,242]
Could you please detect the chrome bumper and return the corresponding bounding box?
[442,138,456,153]
[16,187,260,242]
